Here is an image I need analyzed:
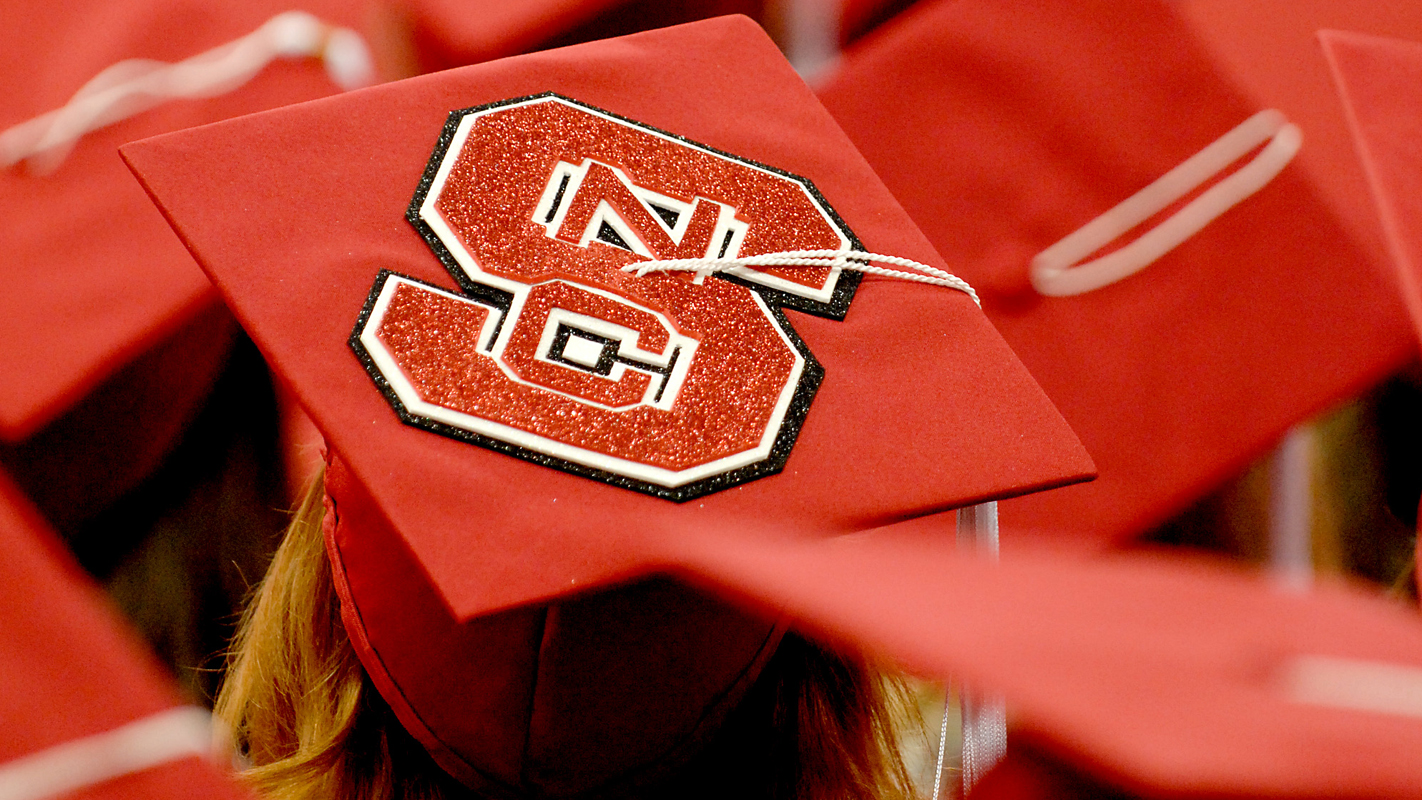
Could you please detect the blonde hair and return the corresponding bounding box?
[216,471,920,800]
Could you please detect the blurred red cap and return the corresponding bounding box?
[0,467,253,800]
[670,520,1422,798]
[1318,27,1422,612]
[0,0,367,527]
[817,0,1416,549]
[1320,30,1422,352]
[1173,0,1422,272]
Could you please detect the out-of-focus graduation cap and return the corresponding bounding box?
[123,14,1092,795]
[666,524,1422,798]
[0,0,371,529]
[1172,0,1422,272]
[391,0,762,72]
[1320,30,1422,357]
[0,467,252,800]
[1319,28,1422,607]
[816,0,1417,549]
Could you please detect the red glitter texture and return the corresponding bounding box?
[381,99,850,474]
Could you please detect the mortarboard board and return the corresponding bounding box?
[0,466,253,800]
[664,521,1422,798]
[1318,28,1422,606]
[815,0,1417,550]
[122,14,1093,795]
[0,0,372,530]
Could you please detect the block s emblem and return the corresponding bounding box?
[353,94,861,500]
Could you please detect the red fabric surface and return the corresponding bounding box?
[123,16,1093,621]
[400,0,764,72]
[817,0,1416,549]
[666,521,1422,798]
[327,453,783,795]
[1173,0,1422,279]
[402,0,623,68]
[323,454,545,789]
[840,0,918,45]
[1321,31,1422,349]
[520,581,781,795]
[0,468,252,800]
[0,474,175,759]
[0,302,236,530]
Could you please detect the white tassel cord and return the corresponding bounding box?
[959,694,1008,796]
[623,249,980,307]
[954,502,1006,798]
[1,11,375,174]
[930,690,954,800]
[1269,424,1315,593]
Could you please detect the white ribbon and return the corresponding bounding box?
[624,249,980,306]
[1,10,375,174]
[1030,109,1302,297]
[0,706,213,800]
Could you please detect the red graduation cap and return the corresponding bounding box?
[1319,29,1422,608]
[0,0,370,527]
[816,0,1417,549]
[665,523,1422,798]
[1320,30,1422,359]
[123,15,1092,795]
[0,467,253,800]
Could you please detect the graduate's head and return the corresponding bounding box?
[215,469,918,800]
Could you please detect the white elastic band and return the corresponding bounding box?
[1,10,375,174]
[956,502,1006,797]
[0,706,212,800]
[1030,109,1302,297]
[1283,656,1422,720]
[623,249,981,307]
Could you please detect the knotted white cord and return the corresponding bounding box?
[1,11,375,174]
[622,249,981,307]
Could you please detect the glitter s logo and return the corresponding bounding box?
[353,94,860,500]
